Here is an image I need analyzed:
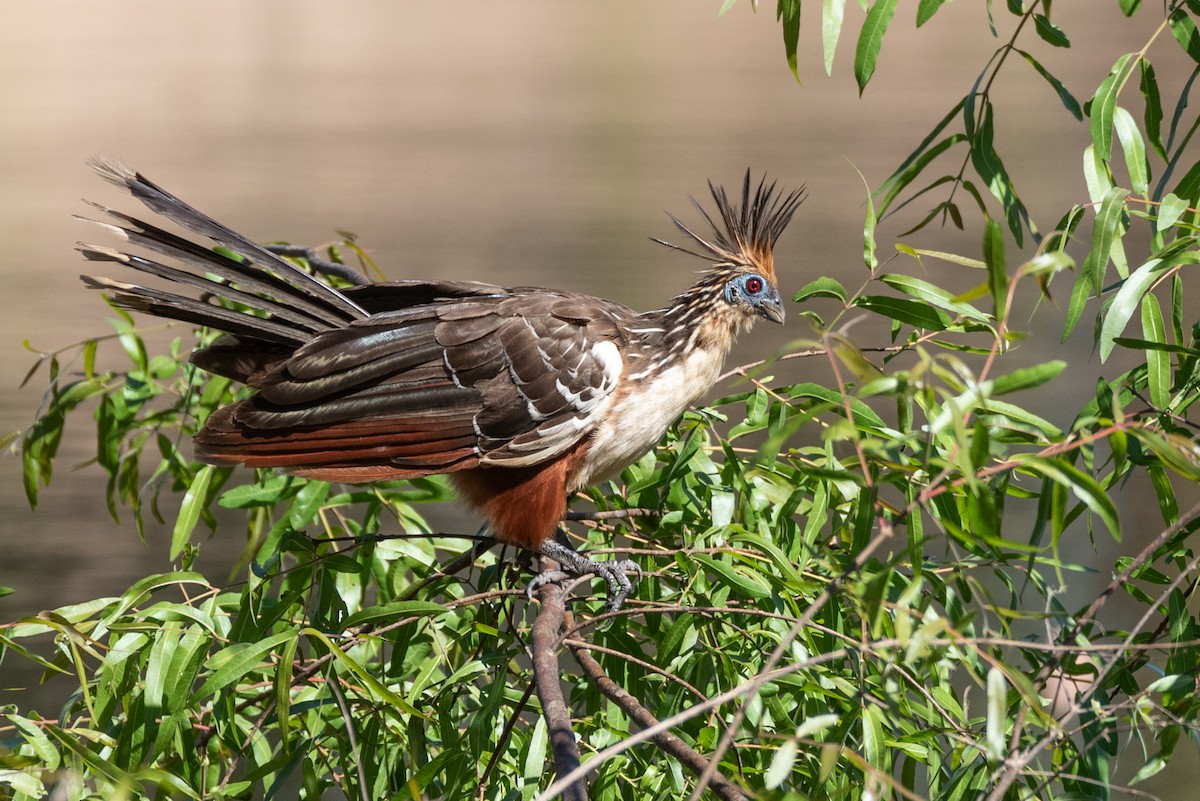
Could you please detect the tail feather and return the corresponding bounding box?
[77,204,354,328]
[80,273,310,347]
[78,244,335,338]
[85,157,368,323]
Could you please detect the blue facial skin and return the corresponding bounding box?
[725,273,784,323]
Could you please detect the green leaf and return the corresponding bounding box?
[863,704,886,773]
[986,666,1007,763]
[880,274,989,321]
[1140,60,1166,160]
[989,361,1067,396]
[786,382,888,429]
[1169,7,1200,62]
[1140,293,1170,409]
[794,276,848,303]
[971,102,1033,245]
[340,601,449,631]
[1130,429,1200,481]
[854,0,898,94]
[854,295,952,330]
[976,399,1062,438]
[822,0,846,75]
[219,473,292,507]
[1156,193,1188,231]
[7,713,60,770]
[1100,257,1166,361]
[694,554,771,598]
[982,219,1007,324]
[302,628,420,714]
[1112,106,1149,196]
[860,168,878,270]
[196,630,300,701]
[908,248,985,269]
[765,739,799,789]
[1090,54,1133,161]
[1016,455,1121,542]
[1033,14,1070,47]
[1083,145,1114,206]
[1017,49,1082,120]
[171,465,213,560]
[524,716,549,783]
[287,479,330,530]
[778,0,802,83]
[1171,271,1184,345]
[916,0,949,27]
[1083,187,1129,292]
[274,633,299,744]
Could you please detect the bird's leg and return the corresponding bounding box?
[528,530,642,613]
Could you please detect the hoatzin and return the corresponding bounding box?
[78,160,803,610]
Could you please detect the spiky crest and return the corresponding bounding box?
[653,170,806,279]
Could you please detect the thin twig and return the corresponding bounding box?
[565,507,659,522]
[562,638,707,702]
[326,665,370,801]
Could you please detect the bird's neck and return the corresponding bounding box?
[631,276,751,366]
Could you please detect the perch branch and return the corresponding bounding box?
[531,557,587,801]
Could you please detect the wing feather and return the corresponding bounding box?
[195,290,633,476]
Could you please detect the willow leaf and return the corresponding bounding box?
[1100,257,1164,362]
[822,0,845,75]
[778,0,802,83]
[1017,49,1081,120]
[1082,187,1129,292]
[1113,106,1149,196]
[854,0,898,94]
[1140,293,1170,409]
[1090,54,1133,162]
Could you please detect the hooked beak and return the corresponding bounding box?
[758,292,786,325]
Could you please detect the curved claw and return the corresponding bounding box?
[526,569,572,601]
[532,539,642,612]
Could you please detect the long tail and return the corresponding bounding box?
[77,158,368,351]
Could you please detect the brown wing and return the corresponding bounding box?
[194,290,631,481]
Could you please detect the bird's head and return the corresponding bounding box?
[722,269,785,325]
[656,171,804,329]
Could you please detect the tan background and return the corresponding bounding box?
[0,1,1195,792]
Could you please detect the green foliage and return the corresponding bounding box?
[4,4,1200,800]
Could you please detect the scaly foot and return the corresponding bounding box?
[529,537,642,612]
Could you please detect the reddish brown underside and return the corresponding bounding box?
[448,441,589,550]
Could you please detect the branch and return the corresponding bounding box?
[568,635,749,801]
[566,507,658,522]
[265,243,370,285]
[531,557,587,801]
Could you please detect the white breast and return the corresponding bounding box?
[571,345,727,489]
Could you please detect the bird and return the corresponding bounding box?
[78,160,804,611]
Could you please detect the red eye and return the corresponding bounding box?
[745,276,764,294]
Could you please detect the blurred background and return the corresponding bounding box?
[0,1,1195,791]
